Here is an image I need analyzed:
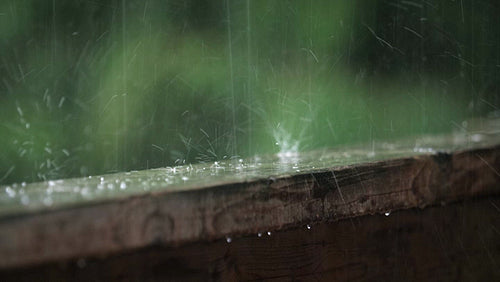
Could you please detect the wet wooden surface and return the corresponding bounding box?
[0,118,499,277]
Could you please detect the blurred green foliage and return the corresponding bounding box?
[1,0,499,184]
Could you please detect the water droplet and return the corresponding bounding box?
[21,182,26,187]
[226,236,232,243]
[100,177,104,183]
[77,258,86,268]
[43,196,53,206]
[307,224,311,230]
[5,186,16,198]
[267,231,272,236]
[384,212,391,217]
[48,180,55,187]
[120,182,127,190]
[181,176,189,181]
[20,195,30,205]
[257,232,262,237]
[81,187,90,197]
[16,105,23,116]
[471,134,483,142]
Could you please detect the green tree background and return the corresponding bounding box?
[1,0,498,184]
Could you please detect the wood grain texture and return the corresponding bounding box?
[2,196,500,281]
[0,145,498,270]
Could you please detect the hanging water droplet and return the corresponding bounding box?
[226,236,232,243]
[384,211,391,216]
[120,182,127,190]
[257,232,262,237]
[267,231,272,236]
[76,258,86,268]
[306,224,311,230]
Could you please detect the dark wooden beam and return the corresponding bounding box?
[2,196,500,281]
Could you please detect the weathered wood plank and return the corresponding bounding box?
[2,196,499,281]
[0,144,498,270]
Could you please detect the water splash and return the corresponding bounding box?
[0,130,497,217]
[273,127,299,157]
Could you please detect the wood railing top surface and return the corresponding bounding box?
[1,118,498,219]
